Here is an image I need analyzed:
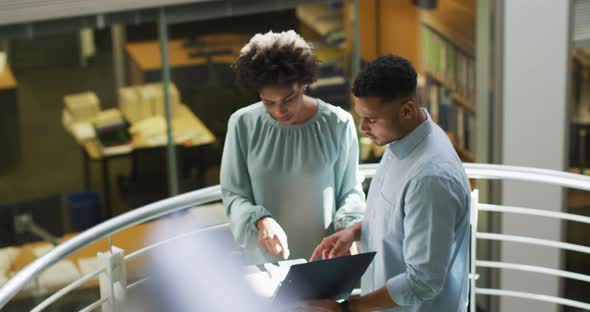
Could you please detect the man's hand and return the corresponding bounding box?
[310,226,356,261]
[256,217,290,259]
[302,300,342,312]
[277,300,341,312]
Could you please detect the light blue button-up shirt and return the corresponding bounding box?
[361,109,471,312]
[221,100,366,265]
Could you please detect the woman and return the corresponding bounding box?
[221,30,365,264]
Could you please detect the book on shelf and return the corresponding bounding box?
[296,3,344,48]
[438,88,452,132]
[456,106,465,150]
[426,84,439,123]
[466,113,476,152]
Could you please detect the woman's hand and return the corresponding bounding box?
[256,217,290,259]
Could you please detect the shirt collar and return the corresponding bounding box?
[388,108,432,159]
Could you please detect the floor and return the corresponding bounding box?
[0,31,132,232]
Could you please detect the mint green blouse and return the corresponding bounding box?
[220,99,366,264]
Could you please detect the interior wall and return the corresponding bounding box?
[499,1,571,311]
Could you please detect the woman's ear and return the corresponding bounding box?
[304,84,311,93]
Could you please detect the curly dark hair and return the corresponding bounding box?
[234,30,319,91]
[352,54,417,101]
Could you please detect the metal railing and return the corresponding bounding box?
[0,185,222,310]
[463,164,590,311]
[471,203,590,311]
[0,163,589,311]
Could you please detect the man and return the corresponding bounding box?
[308,54,471,312]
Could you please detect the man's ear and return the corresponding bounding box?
[399,100,415,120]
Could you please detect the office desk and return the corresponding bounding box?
[0,65,16,88]
[65,105,216,217]
[79,105,215,160]
[126,35,246,87]
[0,65,20,171]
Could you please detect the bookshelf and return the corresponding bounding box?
[419,0,476,162]
[570,48,590,175]
[420,24,476,160]
[425,70,475,112]
[341,0,477,163]
[296,3,352,110]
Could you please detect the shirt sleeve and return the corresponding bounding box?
[386,176,467,305]
[333,115,366,230]
[220,114,271,249]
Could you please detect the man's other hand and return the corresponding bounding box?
[310,227,355,261]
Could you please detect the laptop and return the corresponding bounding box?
[271,252,376,306]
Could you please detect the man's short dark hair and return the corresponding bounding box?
[352,54,417,101]
[234,30,319,91]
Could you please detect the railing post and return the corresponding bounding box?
[469,190,480,312]
[98,246,126,312]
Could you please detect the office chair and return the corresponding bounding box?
[0,194,64,247]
